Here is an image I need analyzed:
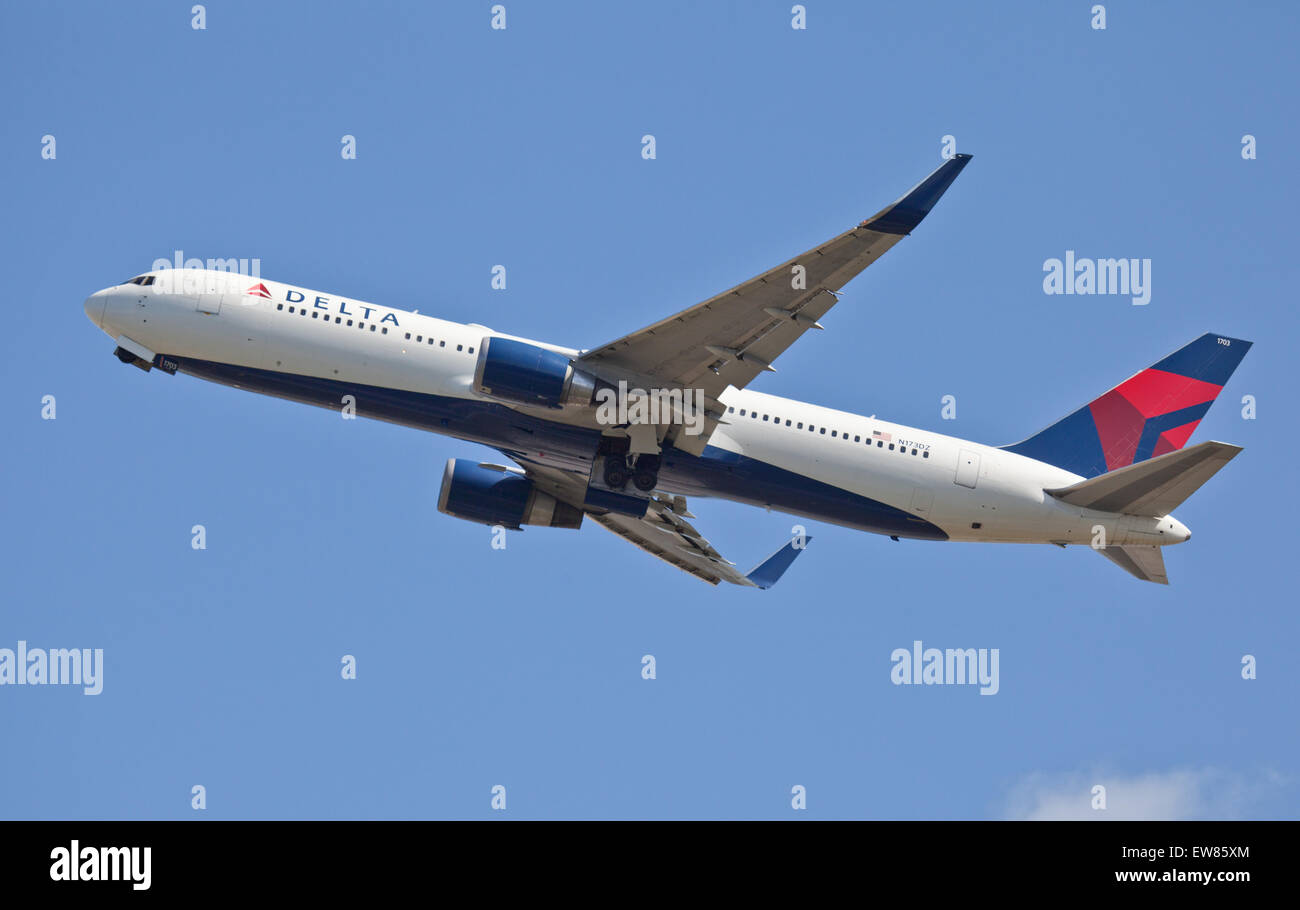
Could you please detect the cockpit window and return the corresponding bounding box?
[122,275,156,286]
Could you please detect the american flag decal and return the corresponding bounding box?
[872,430,892,441]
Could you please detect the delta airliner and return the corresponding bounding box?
[83,154,1251,587]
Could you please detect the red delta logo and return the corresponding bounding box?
[245,283,272,299]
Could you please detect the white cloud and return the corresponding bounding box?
[1002,767,1288,820]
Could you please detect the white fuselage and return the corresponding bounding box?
[84,270,1191,549]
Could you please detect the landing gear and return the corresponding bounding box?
[597,435,662,493]
[113,346,153,372]
[602,453,661,492]
[603,455,629,490]
[632,454,661,492]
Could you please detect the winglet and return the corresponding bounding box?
[861,153,973,235]
[745,537,813,589]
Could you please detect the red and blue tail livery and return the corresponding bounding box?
[1002,333,1252,479]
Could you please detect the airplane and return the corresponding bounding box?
[82,153,1251,587]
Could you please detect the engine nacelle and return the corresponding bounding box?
[437,459,584,530]
[472,336,596,409]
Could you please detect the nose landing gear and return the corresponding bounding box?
[113,346,152,372]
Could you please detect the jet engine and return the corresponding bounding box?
[472,336,597,409]
[437,459,584,530]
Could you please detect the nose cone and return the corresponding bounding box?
[83,289,108,329]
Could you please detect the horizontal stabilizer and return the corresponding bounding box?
[1046,441,1242,516]
[1097,545,1169,584]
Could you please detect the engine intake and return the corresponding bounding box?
[473,336,596,409]
[437,459,583,530]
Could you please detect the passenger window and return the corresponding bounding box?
[428,338,434,345]
[763,415,769,422]
[820,428,826,435]
[854,435,860,442]
[289,306,295,313]
[417,335,423,342]
[405,332,411,340]
[888,443,894,450]
[923,451,929,458]
[457,344,463,352]
[831,430,837,437]
[277,303,284,311]
[468,347,474,354]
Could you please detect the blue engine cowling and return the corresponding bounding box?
[437,459,584,530]
[472,336,596,408]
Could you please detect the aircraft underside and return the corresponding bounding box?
[170,355,949,542]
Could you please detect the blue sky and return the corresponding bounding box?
[1,1,1296,819]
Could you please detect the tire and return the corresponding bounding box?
[603,456,628,489]
[633,471,657,492]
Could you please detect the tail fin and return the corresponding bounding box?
[1001,334,1252,478]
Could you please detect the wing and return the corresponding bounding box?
[514,458,811,588]
[578,154,972,405]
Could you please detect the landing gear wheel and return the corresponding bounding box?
[631,454,661,492]
[603,455,629,490]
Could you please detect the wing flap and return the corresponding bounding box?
[508,456,810,588]
[591,510,742,586]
